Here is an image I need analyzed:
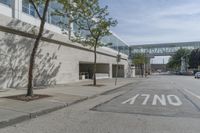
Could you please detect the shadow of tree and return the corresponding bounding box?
[0,20,61,90]
[33,46,61,87]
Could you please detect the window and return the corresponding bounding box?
[48,2,67,27]
[0,0,12,7]
[21,0,68,28]
[101,34,129,55]
[22,0,35,17]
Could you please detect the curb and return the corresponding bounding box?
[0,82,133,129]
[29,104,66,118]
[100,82,133,95]
[0,97,88,129]
[0,114,30,129]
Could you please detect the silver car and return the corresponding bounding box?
[195,72,200,79]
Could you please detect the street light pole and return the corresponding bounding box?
[104,42,120,86]
[144,50,147,77]
[115,49,120,86]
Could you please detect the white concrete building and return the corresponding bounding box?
[0,0,130,89]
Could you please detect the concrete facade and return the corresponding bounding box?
[0,3,129,89]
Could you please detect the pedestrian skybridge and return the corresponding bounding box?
[129,41,200,57]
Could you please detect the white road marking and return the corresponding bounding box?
[122,94,183,106]
[141,94,150,105]
[121,94,139,105]
[167,95,182,106]
[183,88,200,100]
[152,95,166,106]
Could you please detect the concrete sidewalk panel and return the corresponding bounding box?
[48,93,87,106]
[0,98,65,117]
[0,78,136,128]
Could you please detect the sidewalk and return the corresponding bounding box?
[0,78,136,128]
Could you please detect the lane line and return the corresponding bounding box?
[183,88,200,100]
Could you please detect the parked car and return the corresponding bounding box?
[195,72,200,79]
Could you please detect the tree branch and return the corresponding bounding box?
[29,0,42,20]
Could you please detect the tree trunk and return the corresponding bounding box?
[67,1,71,41]
[93,44,97,86]
[68,18,71,40]
[27,0,50,96]
[140,64,143,78]
[115,59,119,86]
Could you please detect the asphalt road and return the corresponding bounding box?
[1,75,200,133]
[94,75,200,118]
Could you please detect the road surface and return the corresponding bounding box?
[1,75,200,133]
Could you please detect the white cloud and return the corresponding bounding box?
[103,0,200,45]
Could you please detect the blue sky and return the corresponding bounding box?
[100,0,200,45]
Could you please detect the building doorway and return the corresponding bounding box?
[112,64,125,78]
[79,63,110,80]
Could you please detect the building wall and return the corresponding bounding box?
[0,13,129,89]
